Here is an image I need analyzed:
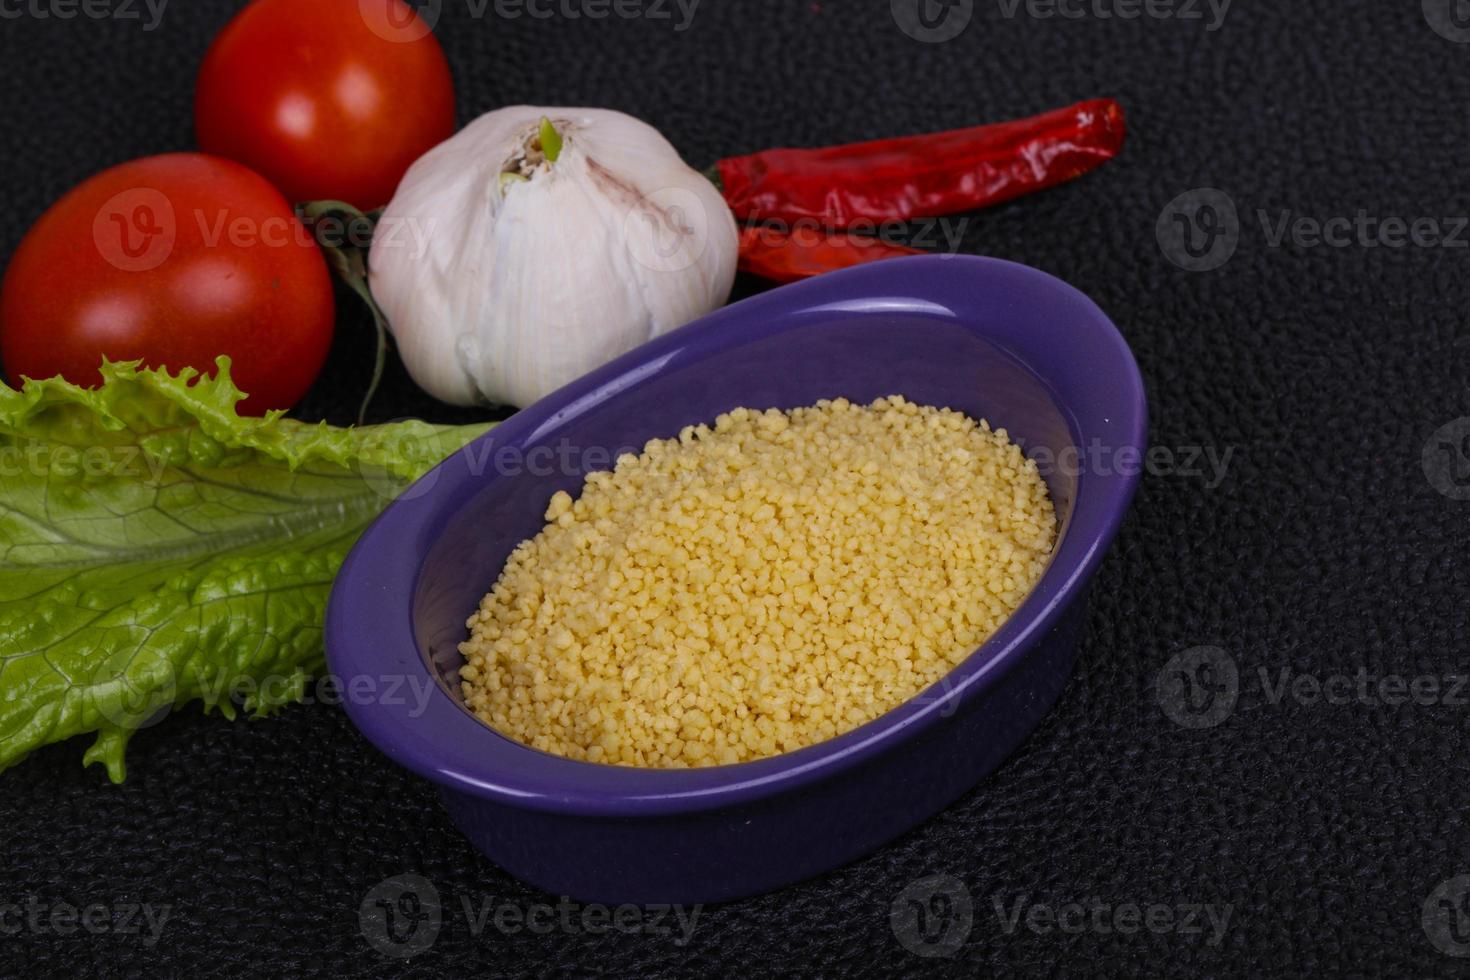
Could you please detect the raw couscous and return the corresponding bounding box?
[458,395,1057,767]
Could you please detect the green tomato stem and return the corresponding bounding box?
[297,200,390,426]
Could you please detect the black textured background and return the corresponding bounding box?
[5,0,1470,975]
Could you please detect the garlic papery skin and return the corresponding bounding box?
[368,106,739,408]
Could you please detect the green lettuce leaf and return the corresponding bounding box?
[0,359,490,782]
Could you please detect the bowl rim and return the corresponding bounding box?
[325,255,1147,817]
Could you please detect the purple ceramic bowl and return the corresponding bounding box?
[325,255,1145,904]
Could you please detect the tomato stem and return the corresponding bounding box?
[297,199,389,425]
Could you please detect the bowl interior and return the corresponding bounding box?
[415,292,1082,713]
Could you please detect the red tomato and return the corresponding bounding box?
[0,153,335,414]
[194,0,456,210]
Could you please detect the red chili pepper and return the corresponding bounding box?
[737,226,922,284]
[714,98,1125,228]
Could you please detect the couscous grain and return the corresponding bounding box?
[458,396,1057,767]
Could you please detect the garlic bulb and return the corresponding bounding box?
[368,106,739,407]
